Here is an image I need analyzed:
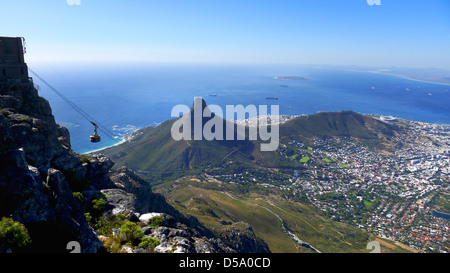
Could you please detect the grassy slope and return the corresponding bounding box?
[103,118,255,174]
[159,178,379,253]
[166,185,298,253]
[280,111,399,144]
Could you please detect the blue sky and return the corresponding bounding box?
[1,0,449,69]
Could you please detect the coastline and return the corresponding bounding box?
[348,69,450,86]
[82,138,127,155]
[82,131,140,155]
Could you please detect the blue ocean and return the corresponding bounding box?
[29,63,450,154]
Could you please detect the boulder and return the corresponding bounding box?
[138,212,163,224]
[100,188,137,215]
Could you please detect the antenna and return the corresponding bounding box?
[20,37,27,54]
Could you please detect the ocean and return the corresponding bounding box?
[29,62,450,154]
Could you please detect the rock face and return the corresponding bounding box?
[0,82,102,252]
[0,81,269,253]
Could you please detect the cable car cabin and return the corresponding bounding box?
[90,122,101,143]
[90,133,101,143]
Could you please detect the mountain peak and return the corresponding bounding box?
[190,97,209,112]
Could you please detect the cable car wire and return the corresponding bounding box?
[28,67,119,142]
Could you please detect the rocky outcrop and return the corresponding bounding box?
[0,82,101,252]
[0,83,77,170]
[219,222,270,253]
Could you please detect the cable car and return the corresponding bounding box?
[90,121,101,143]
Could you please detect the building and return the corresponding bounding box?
[0,37,29,83]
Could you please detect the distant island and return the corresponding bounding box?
[344,66,450,86]
[274,76,311,81]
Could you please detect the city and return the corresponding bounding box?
[208,116,450,253]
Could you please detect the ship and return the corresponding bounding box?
[265,97,279,100]
[380,115,397,122]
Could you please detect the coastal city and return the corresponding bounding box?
[209,116,450,253]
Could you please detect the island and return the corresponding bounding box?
[274,76,311,81]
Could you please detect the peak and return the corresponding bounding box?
[190,97,209,112]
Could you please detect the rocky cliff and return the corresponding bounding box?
[0,81,269,253]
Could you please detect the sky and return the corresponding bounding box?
[1,0,449,69]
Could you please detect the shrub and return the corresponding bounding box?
[92,198,107,212]
[119,222,144,246]
[116,213,126,221]
[0,217,31,251]
[79,156,90,164]
[148,216,164,228]
[84,213,92,223]
[138,237,160,249]
[73,192,84,204]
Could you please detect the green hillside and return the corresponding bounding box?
[280,111,399,145]
[103,117,254,175]
[158,177,373,253]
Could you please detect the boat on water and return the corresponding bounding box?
[265,97,279,100]
[380,115,397,122]
[209,94,217,97]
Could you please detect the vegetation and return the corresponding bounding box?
[160,179,372,253]
[299,156,310,163]
[73,192,84,204]
[0,217,31,251]
[148,216,164,228]
[430,192,450,214]
[322,157,333,163]
[85,211,161,253]
[138,237,160,249]
[92,198,107,212]
[83,193,108,222]
[364,201,375,209]
[119,222,144,246]
[79,156,90,164]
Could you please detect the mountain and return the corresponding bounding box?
[280,110,398,141]
[103,98,255,173]
[102,99,400,174]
